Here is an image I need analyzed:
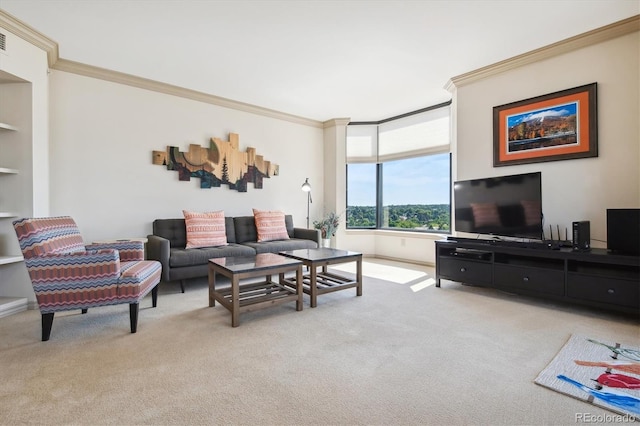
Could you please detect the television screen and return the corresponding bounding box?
[454,172,543,240]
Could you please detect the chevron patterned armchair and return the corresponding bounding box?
[13,216,162,341]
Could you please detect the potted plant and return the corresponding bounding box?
[313,211,341,247]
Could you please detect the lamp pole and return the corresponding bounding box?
[301,178,312,228]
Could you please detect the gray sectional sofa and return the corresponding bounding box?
[147,215,319,292]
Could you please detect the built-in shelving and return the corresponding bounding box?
[1,103,25,318]
[0,24,50,318]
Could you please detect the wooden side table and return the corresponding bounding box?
[279,248,362,308]
[208,253,303,327]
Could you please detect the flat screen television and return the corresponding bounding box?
[454,172,543,240]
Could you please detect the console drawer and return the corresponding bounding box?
[439,257,492,285]
[567,274,639,309]
[494,264,564,296]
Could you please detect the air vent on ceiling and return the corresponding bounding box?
[0,32,6,51]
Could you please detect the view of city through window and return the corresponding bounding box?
[347,153,451,231]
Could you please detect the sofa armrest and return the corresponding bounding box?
[146,234,171,281]
[293,228,321,246]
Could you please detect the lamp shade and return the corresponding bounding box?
[301,178,311,192]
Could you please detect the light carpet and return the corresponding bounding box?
[0,261,639,425]
[535,334,640,419]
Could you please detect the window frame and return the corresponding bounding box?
[346,102,452,234]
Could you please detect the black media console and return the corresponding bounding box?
[435,238,640,315]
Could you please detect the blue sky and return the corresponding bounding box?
[507,102,577,127]
[347,154,450,206]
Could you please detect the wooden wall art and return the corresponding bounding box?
[152,133,279,192]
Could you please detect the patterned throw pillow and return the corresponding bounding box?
[253,209,290,242]
[183,210,228,248]
[470,202,501,228]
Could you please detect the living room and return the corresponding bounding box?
[0,2,638,424]
[0,2,637,306]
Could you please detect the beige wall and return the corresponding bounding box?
[453,31,639,248]
[48,70,325,243]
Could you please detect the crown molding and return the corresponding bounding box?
[0,6,322,127]
[0,9,59,67]
[446,14,640,92]
[52,59,324,128]
[323,118,351,129]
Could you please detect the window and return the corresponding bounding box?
[346,102,451,232]
[346,163,377,228]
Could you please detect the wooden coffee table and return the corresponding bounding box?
[279,248,362,308]
[208,253,303,327]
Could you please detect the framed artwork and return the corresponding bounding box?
[493,83,597,167]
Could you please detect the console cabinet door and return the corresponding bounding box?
[567,274,639,309]
[438,258,492,285]
[494,264,564,296]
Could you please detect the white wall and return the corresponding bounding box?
[49,71,325,243]
[454,31,639,248]
[339,28,639,264]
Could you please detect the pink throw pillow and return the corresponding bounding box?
[253,209,290,242]
[183,210,228,248]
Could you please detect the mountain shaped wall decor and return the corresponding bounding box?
[152,133,279,192]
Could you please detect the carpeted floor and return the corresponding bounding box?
[535,334,640,418]
[0,259,638,425]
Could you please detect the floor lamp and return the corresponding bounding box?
[301,178,312,228]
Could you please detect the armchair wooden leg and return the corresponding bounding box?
[152,286,158,308]
[42,313,54,341]
[129,303,139,333]
[81,309,88,314]
[180,280,186,293]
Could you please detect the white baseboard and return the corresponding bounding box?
[0,297,28,318]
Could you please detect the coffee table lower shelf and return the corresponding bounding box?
[213,280,300,311]
[289,269,360,300]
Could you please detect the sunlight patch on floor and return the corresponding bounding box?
[411,278,436,292]
[330,260,430,286]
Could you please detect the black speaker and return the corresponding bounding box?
[572,221,590,251]
[607,209,640,255]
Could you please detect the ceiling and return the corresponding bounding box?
[2,0,638,122]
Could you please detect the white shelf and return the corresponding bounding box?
[0,255,23,265]
[0,297,28,318]
[0,122,18,131]
[0,212,18,218]
[0,167,18,174]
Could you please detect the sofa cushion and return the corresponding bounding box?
[253,209,290,242]
[169,244,255,268]
[242,238,317,254]
[183,210,228,248]
[153,217,236,248]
